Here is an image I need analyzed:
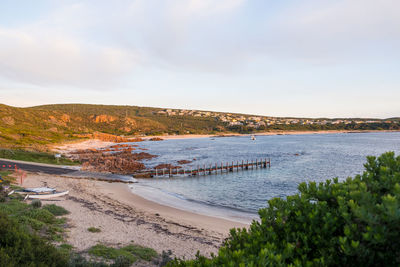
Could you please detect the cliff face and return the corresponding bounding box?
[91,114,117,123]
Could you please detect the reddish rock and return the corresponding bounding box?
[177,160,192,164]
[73,148,156,174]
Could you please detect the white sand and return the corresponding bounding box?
[51,139,114,154]
[21,173,247,259]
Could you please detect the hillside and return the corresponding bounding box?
[0,104,222,149]
[0,103,399,150]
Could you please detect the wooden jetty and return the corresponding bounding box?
[134,158,271,178]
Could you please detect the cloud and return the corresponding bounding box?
[1,0,399,90]
[111,0,249,72]
[262,0,400,63]
[114,0,400,71]
[0,26,138,90]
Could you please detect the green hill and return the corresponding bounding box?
[0,103,399,150]
[0,104,222,149]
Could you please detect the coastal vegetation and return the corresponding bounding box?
[1,148,400,266]
[171,152,400,266]
[88,243,158,264]
[88,227,102,233]
[0,103,399,151]
[0,148,79,165]
[0,175,161,266]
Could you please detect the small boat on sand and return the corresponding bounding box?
[14,187,69,199]
[28,190,69,199]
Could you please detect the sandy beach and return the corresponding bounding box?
[21,173,247,259]
[51,139,115,154]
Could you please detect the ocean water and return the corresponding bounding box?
[129,132,400,222]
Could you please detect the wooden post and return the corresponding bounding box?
[163,169,165,176]
[246,160,249,170]
[169,168,172,177]
[221,162,223,173]
[215,163,218,174]
[256,159,258,169]
[155,168,158,176]
[242,160,244,170]
[183,169,185,176]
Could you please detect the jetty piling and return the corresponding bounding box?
[138,158,271,178]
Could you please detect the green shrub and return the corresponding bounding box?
[31,199,42,208]
[171,152,400,266]
[0,199,67,242]
[88,227,101,233]
[59,243,74,251]
[88,243,157,265]
[22,207,55,224]
[88,244,136,264]
[68,254,109,267]
[112,256,132,267]
[122,244,157,261]
[43,204,70,216]
[0,211,68,266]
[0,186,5,203]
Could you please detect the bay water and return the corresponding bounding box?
[129,132,400,222]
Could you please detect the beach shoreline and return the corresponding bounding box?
[50,130,400,153]
[142,129,400,140]
[21,172,247,258]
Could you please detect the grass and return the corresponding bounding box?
[88,226,101,233]
[123,244,158,261]
[43,204,70,216]
[89,244,136,264]
[0,199,69,242]
[59,243,74,251]
[88,243,158,264]
[0,148,80,166]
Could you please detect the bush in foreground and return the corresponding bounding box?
[0,211,68,266]
[171,152,400,266]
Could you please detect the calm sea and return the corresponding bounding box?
[129,132,400,221]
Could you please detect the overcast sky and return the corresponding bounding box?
[0,0,399,118]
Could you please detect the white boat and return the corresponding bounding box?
[251,135,256,140]
[16,187,69,199]
[28,190,69,199]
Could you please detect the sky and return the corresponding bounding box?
[0,0,399,118]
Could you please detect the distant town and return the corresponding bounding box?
[155,109,397,129]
